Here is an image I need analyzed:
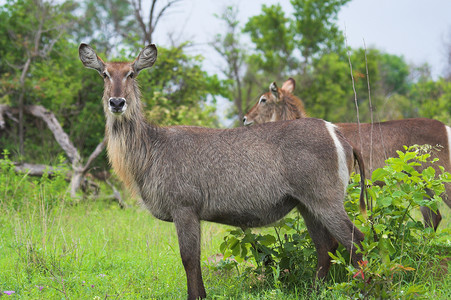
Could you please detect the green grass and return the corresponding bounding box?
[1,198,450,299]
[0,200,214,299]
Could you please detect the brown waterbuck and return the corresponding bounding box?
[79,44,366,300]
[244,78,451,230]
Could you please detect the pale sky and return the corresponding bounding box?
[2,0,449,77]
[153,0,451,80]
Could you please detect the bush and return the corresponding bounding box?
[219,216,317,290]
[331,145,451,298]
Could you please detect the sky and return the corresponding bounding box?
[152,0,451,80]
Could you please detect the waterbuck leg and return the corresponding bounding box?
[443,182,451,208]
[313,205,364,267]
[421,188,442,231]
[172,207,206,300]
[421,206,442,231]
[298,205,338,279]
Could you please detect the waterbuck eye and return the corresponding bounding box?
[129,72,134,79]
[259,97,267,104]
[102,72,108,79]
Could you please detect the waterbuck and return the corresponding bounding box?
[79,44,366,300]
[244,78,451,230]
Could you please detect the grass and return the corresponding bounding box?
[1,198,450,299]
[0,199,211,299]
[1,194,269,299]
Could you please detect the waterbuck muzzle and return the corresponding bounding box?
[108,97,127,115]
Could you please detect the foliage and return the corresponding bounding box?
[0,150,69,211]
[243,4,296,78]
[219,145,451,298]
[211,6,256,122]
[302,52,352,121]
[73,0,140,55]
[296,47,412,123]
[0,0,78,104]
[331,145,451,298]
[290,0,350,64]
[219,216,317,290]
[407,78,451,124]
[138,43,225,127]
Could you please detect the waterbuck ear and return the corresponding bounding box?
[269,82,279,100]
[281,78,295,93]
[132,44,157,75]
[79,43,105,74]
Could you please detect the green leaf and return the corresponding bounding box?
[371,168,389,182]
[403,151,417,162]
[378,196,393,207]
[378,236,396,256]
[220,241,227,253]
[421,166,436,180]
[373,224,387,234]
[259,234,277,246]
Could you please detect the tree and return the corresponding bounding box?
[302,52,352,122]
[296,47,411,123]
[243,4,297,80]
[291,0,350,69]
[408,78,451,124]
[138,44,224,127]
[74,0,139,55]
[0,0,77,156]
[211,6,251,123]
[233,0,352,124]
[74,0,184,55]
[130,0,183,45]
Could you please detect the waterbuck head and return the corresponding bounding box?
[78,43,157,119]
[243,78,307,126]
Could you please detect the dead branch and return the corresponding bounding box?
[0,104,8,129]
[82,138,106,174]
[130,0,182,44]
[24,105,81,164]
[106,179,127,209]
[1,104,107,198]
[13,162,62,176]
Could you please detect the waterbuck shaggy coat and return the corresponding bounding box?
[244,78,451,230]
[79,44,366,300]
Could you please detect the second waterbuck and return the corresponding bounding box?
[79,44,366,300]
[244,78,451,230]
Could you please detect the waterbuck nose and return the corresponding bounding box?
[109,97,126,110]
[243,116,253,126]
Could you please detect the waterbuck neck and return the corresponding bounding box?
[104,82,159,197]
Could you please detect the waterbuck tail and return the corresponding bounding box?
[353,148,367,219]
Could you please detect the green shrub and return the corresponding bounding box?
[219,216,317,290]
[331,145,451,298]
